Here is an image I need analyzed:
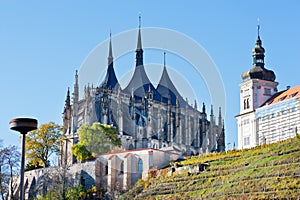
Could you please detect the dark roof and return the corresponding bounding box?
[242,35,276,82]
[156,67,186,106]
[123,65,161,101]
[242,66,276,82]
[100,63,119,90]
[99,35,119,90]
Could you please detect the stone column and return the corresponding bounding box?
[123,154,132,190]
[107,156,116,192]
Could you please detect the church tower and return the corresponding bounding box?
[236,25,278,149]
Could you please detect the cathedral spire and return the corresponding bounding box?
[163,51,166,68]
[66,87,70,106]
[72,70,79,104]
[100,33,119,90]
[218,107,222,126]
[108,31,113,66]
[136,14,143,67]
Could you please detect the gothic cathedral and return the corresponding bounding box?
[62,21,225,164]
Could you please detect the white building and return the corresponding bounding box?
[256,86,300,145]
[236,26,299,149]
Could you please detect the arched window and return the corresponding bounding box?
[120,161,124,174]
[244,99,247,110]
[128,144,134,150]
[105,164,108,175]
[138,159,143,172]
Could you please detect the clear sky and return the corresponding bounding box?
[1,1,300,151]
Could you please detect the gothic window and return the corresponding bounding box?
[120,161,124,174]
[105,164,108,175]
[128,144,134,150]
[138,159,143,172]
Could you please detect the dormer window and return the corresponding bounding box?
[280,95,287,101]
[291,92,298,98]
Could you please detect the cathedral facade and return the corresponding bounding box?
[62,23,225,164]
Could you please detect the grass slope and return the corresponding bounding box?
[120,136,300,199]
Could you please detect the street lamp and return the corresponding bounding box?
[9,118,37,200]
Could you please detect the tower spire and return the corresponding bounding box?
[66,87,70,106]
[257,18,260,39]
[218,107,222,126]
[137,15,142,50]
[139,13,141,29]
[72,70,79,104]
[164,52,166,68]
[136,14,143,67]
[108,31,113,66]
[253,22,265,68]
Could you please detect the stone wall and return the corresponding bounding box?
[9,149,181,200]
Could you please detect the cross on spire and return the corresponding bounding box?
[139,13,141,29]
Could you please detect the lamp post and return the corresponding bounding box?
[9,118,37,200]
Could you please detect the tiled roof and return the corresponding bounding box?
[262,85,300,106]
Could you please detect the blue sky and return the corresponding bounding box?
[1,1,300,151]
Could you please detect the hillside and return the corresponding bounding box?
[120,136,300,199]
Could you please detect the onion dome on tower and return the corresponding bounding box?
[242,25,276,81]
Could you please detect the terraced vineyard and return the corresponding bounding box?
[120,136,300,199]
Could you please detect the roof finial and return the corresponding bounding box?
[164,52,166,68]
[139,13,141,29]
[257,18,260,38]
[108,31,113,66]
[136,13,143,51]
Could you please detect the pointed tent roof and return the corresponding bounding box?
[100,33,119,90]
[156,66,186,106]
[123,17,160,101]
[156,53,186,107]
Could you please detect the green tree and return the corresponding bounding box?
[26,122,62,168]
[71,144,92,162]
[76,122,121,158]
[66,185,84,200]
